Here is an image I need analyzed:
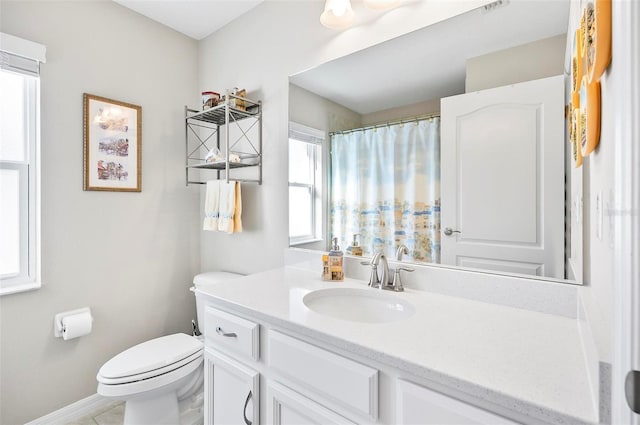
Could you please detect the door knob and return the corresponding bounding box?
[443,227,461,236]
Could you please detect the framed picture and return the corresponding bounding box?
[83,93,141,192]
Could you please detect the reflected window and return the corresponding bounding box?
[1,60,41,295]
[288,123,323,245]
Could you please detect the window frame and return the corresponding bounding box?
[288,122,324,246]
[0,68,41,295]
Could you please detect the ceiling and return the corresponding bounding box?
[113,0,264,40]
[289,0,570,114]
[113,0,570,113]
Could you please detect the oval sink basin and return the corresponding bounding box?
[303,288,414,323]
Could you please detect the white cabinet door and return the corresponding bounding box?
[440,75,564,278]
[397,380,520,425]
[267,381,355,425]
[204,348,259,425]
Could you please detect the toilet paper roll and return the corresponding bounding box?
[62,311,93,340]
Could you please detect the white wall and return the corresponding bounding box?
[361,97,441,126]
[466,34,567,92]
[198,0,492,274]
[289,83,362,133]
[0,2,200,423]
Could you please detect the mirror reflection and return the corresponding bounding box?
[288,1,574,281]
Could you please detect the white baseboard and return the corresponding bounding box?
[25,393,114,425]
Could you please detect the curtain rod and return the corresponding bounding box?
[329,112,440,136]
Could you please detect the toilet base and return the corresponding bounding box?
[124,391,179,425]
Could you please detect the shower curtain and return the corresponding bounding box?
[330,118,440,263]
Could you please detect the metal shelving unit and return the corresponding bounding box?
[185,93,262,185]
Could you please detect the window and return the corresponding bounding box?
[1,33,45,295]
[288,123,323,245]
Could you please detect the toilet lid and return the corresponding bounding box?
[98,333,203,380]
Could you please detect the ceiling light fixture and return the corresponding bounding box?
[320,0,355,29]
[363,0,400,10]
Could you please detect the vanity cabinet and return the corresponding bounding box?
[202,304,526,425]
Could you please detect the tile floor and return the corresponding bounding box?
[66,402,124,425]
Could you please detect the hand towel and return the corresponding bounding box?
[233,181,242,233]
[218,181,242,233]
[203,180,221,231]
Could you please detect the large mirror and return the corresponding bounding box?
[288,0,577,282]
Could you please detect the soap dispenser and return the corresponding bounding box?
[325,237,344,281]
[346,234,363,256]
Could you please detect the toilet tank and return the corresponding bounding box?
[193,272,243,335]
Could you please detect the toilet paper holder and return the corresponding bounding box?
[54,307,93,338]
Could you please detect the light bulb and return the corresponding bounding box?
[320,0,355,29]
[332,3,346,16]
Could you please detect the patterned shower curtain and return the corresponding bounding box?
[330,118,440,263]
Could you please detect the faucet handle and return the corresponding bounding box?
[361,259,380,287]
[396,267,414,273]
[388,267,414,292]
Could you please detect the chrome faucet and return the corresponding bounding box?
[361,252,389,289]
[373,252,390,289]
[395,244,409,261]
[362,250,414,292]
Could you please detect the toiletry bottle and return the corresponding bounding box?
[347,234,363,256]
[328,237,344,281]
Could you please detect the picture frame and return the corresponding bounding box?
[83,93,142,192]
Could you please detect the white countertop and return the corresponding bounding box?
[196,266,597,425]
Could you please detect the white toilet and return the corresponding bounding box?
[96,272,242,425]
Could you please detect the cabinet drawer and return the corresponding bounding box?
[397,379,521,424]
[204,306,259,361]
[267,330,378,421]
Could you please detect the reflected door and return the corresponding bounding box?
[440,75,564,278]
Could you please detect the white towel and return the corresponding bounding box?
[218,181,242,233]
[203,180,221,231]
[233,181,242,233]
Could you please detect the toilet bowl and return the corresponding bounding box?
[97,333,203,425]
[96,271,243,425]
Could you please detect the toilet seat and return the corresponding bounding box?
[97,334,203,385]
[98,350,202,385]
[97,355,203,400]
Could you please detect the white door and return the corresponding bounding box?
[440,75,564,278]
[267,381,356,425]
[204,348,259,425]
